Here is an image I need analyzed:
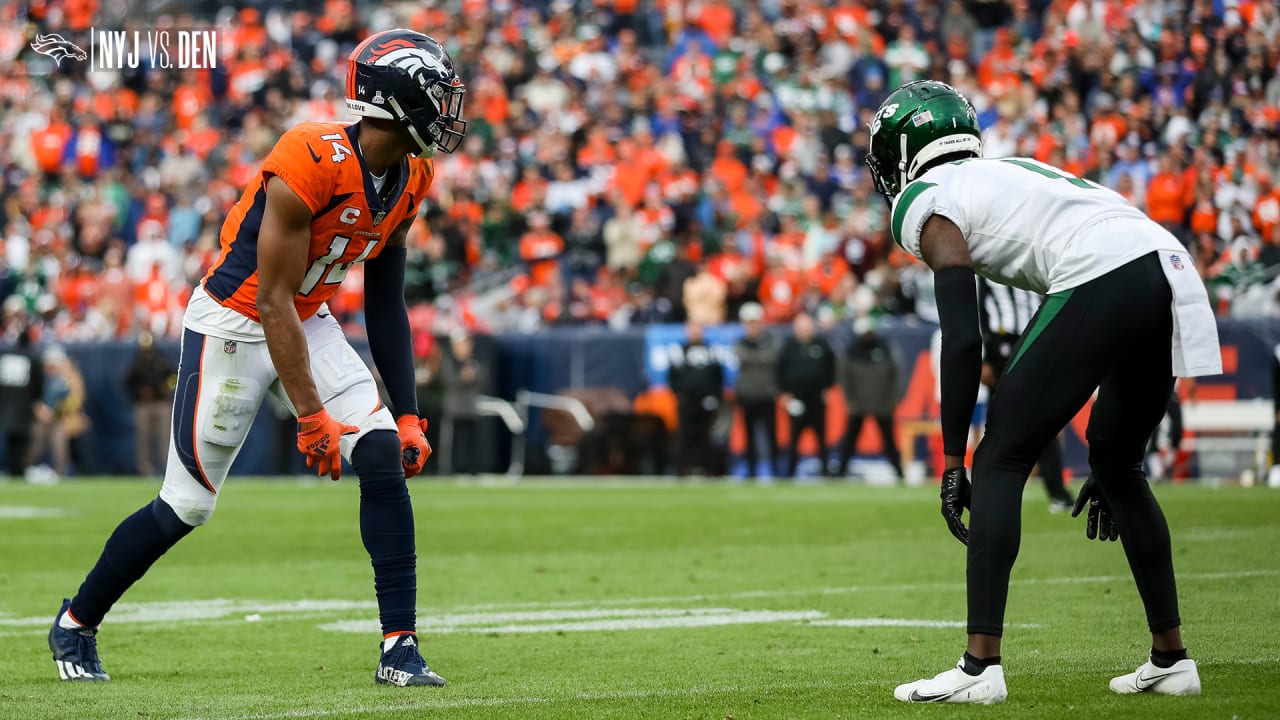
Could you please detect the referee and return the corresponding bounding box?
[978,278,1076,511]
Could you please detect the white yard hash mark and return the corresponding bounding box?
[0,505,70,519]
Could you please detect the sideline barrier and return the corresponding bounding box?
[0,318,1274,477]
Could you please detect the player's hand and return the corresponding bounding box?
[296,409,358,481]
[940,466,971,546]
[1071,475,1119,541]
[396,415,432,478]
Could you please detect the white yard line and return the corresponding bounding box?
[455,568,1280,611]
[322,609,825,635]
[2,569,1273,632]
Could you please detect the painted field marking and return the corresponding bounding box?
[453,568,1280,611]
[0,505,69,519]
[1,569,1273,634]
[323,608,825,635]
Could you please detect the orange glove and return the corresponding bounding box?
[396,415,432,478]
[297,409,359,481]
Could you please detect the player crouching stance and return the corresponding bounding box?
[49,29,466,687]
[866,81,1219,704]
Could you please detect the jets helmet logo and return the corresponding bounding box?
[30,33,87,66]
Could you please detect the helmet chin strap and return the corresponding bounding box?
[388,95,436,157]
[898,132,910,190]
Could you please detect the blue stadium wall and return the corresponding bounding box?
[0,318,1275,477]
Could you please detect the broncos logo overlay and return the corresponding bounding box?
[30,33,87,66]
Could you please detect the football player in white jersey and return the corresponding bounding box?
[866,81,1222,704]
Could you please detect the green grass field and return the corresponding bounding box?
[0,479,1277,720]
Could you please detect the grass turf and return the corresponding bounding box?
[0,478,1277,719]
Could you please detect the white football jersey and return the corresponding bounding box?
[890,157,1184,294]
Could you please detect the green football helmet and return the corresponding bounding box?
[865,81,983,198]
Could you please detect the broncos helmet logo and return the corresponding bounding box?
[30,33,87,66]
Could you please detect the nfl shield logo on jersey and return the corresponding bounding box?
[1169,254,1184,271]
[224,340,238,354]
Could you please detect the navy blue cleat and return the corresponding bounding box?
[375,634,446,687]
[49,598,110,681]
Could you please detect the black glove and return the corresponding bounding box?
[1070,475,1119,542]
[940,467,971,546]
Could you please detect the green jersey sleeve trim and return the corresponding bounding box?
[891,181,937,249]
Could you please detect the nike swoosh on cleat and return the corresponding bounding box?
[1134,668,1177,690]
[908,681,981,702]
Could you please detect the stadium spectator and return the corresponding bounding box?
[837,316,904,480]
[734,302,780,479]
[3,0,1280,344]
[443,330,485,476]
[125,331,176,478]
[27,345,87,481]
[669,321,724,476]
[683,262,727,325]
[777,311,836,478]
[0,325,43,478]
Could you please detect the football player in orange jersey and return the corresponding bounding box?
[49,30,465,688]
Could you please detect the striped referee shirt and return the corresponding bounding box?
[978,277,1042,339]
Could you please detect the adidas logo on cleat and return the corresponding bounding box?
[400,635,416,647]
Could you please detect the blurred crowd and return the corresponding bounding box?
[3,0,1280,348]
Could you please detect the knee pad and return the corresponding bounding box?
[150,497,197,539]
[157,484,218,527]
[352,430,406,496]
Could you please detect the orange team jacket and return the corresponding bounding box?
[203,121,434,322]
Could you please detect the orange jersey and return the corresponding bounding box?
[203,122,433,322]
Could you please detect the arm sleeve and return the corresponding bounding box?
[933,265,983,458]
[364,246,418,418]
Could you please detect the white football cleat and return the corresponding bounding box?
[894,658,1008,704]
[1110,657,1200,696]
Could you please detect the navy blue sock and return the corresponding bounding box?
[70,498,194,627]
[352,430,417,636]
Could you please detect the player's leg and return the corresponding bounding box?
[763,401,779,474]
[839,413,865,476]
[813,401,830,476]
[133,403,154,476]
[897,286,1112,704]
[966,288,1111,642]
[742,402,761,477]
[1083,265,1200,695]
[785,410,803,478]
[298,314,444,686]
[1037,436,1072,509]
[875,414,904,478]
[53,331,271,681]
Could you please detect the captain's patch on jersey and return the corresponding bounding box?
[912,110,934,127]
